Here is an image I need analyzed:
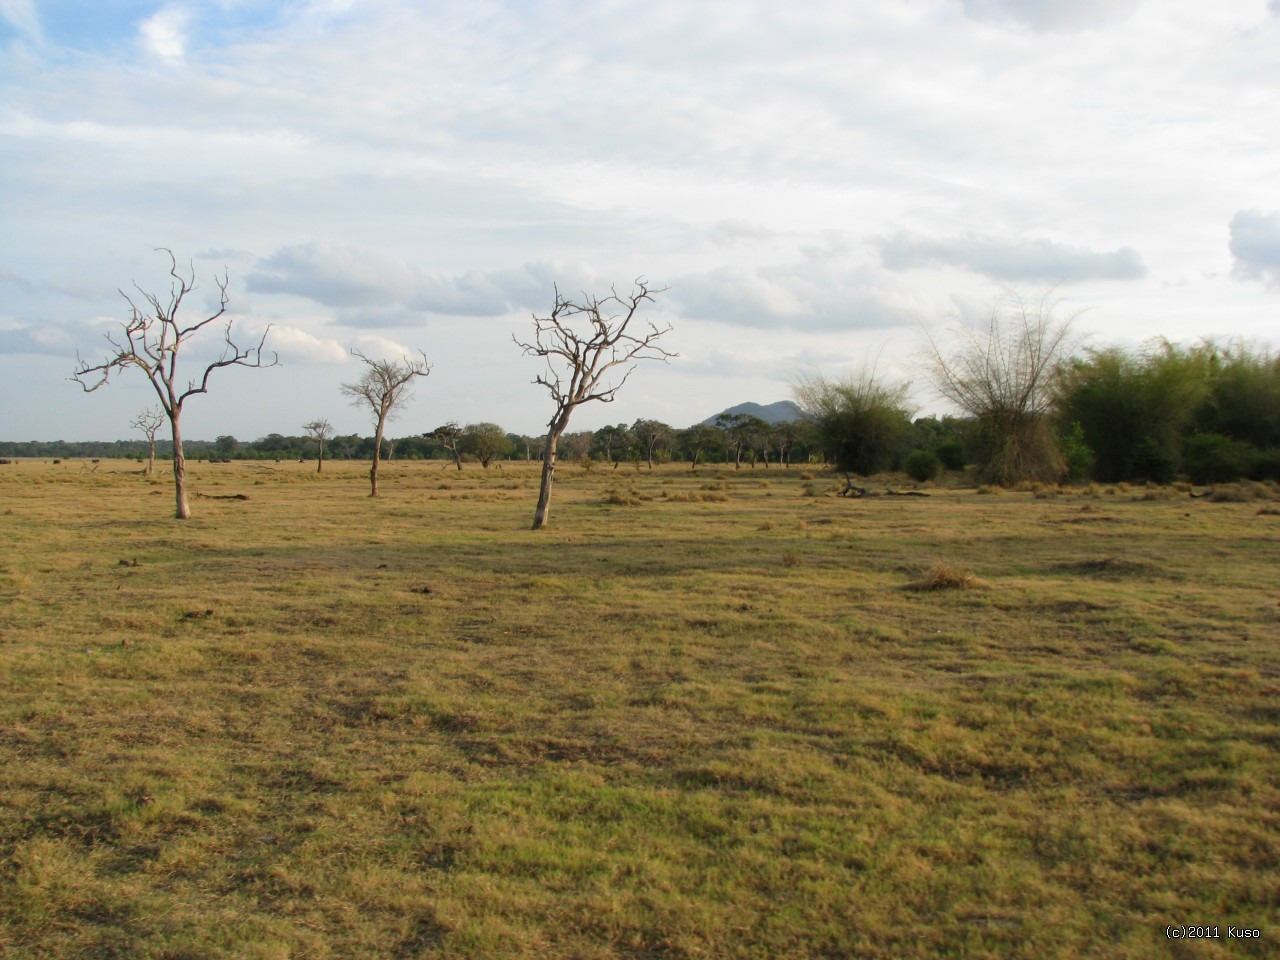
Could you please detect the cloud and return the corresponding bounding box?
[0,0,40,42]
[878,232,1147,282]
[1229,210,1280,287]
[0,321,72,355]
[256,324,348,365]
[140,6,188,62]
[960,0,1141,32]
[670,246,920,332]
[710,220,779,246]
[350,334,420,361]
[249,243,420,308]
[247,242,563,321]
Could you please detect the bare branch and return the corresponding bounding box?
[516,278,674,528]
[68,249,277,518]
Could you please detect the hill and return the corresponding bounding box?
[700,400,807,427]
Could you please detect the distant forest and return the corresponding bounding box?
[7,334,1278,486]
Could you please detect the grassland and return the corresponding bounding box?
[1,457,1277,959]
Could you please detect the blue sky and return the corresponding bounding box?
[2,0,1278,441]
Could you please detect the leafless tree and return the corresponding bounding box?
[302,418,333,473]
[514,279,674,529]
[131,406,165,477]
[920,289,1081,485]
[71,249,275,519]
[341,350,430,497]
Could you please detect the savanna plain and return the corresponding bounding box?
[1,458,1277,959]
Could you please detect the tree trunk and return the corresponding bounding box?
[146,441,155,477]
[317,439,324,473]
[171,416,191,519]
[532,431,559,530]
[370,418,386,497]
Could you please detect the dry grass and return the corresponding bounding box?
[0,458,1277,959]
[905,560,985,591]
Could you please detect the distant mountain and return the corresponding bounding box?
[700,400,808,427]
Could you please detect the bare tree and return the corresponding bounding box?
[429,422,465,470]
[131,406,165,477]
[514,279,674,529]
[341,350,430,497]
[71,249,276,519]
[920,289,1081,485]
[302,418,333,473]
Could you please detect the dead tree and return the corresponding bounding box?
[131,406,165,477]
[341,350,430,497]
[302,418,333,473]
[514,279,674,530]
[71,249,276,519]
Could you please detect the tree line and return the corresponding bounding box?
[62,253,1276,523]
[807,290,1280,486]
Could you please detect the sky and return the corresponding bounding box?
[2,0,1278,442]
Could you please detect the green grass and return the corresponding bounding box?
[1,459,1277,958]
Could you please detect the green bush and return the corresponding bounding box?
[936,440,966,471]
[1184,433,1251,484]
[904,450,942,482]
[1131,437,1177,485]
[1247,448,1280,482]
[1056,421,1095,482]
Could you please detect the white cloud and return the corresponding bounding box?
[670,246,927,333]
[1229,210,1280,287]
[248,242,564,320]
[878,233,1147,282]
[0,321,71,355]
[140,6,189,62]
[0,0,40,42]
[349,335,421,362]
[257,324,348,365]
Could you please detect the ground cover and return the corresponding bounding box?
[1,458,1277,958]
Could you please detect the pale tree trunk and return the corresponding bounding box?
[370,417,386,497]
[146,441,156,477]
[171,415,191,519]
[532,430,560,530]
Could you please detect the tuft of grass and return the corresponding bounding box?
[1207,481,1273,503]
[603,488,643,506]
[905,561,986,591]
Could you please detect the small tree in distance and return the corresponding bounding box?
[132,406,165,477]
[679,423,722,470]
[463,422,512,468]
[794,371,914,476]
[429,422,465,470]
[515,279,674,530]
[71,249,276,519]
[302,418,333,473]
[921,289,1081,485]
[631,418,672,469]
[341,350,431,497]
